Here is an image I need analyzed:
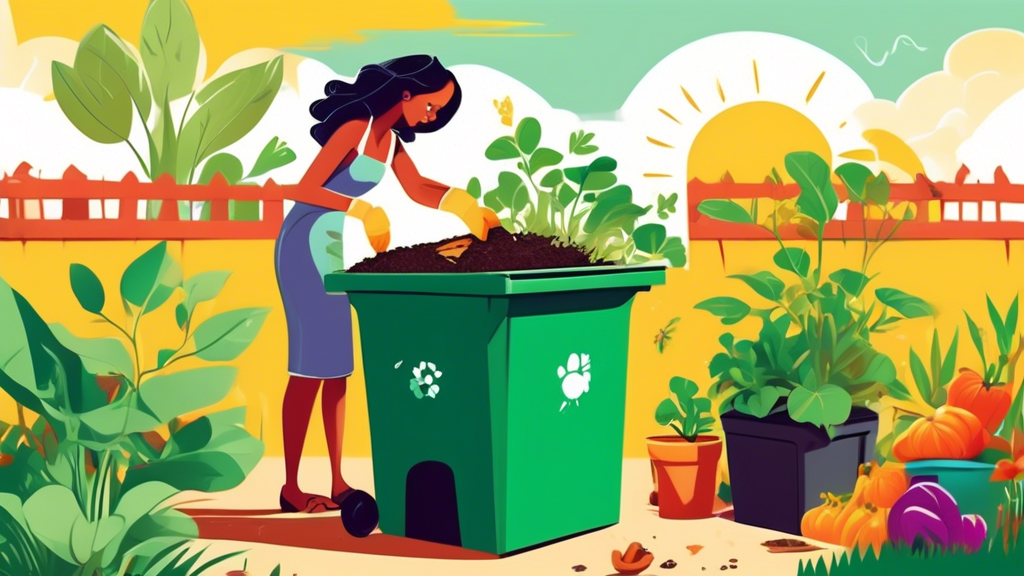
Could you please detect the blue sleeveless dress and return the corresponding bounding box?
[274,125,396,378]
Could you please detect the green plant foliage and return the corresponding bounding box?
[472,117,687,267]
[696,151,932,435]
[655,377,716,442]
[52,0,294,215]
[0,241,266,576]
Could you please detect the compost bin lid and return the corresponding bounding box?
[324,264,667,296]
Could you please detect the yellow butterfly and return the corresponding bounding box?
[493,96,513,127]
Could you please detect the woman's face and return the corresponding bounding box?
[402,80,455,126]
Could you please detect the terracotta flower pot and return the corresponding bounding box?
[646,435,723,519]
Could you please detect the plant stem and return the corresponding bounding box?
[125,140,152,181]
[177,92,195,138]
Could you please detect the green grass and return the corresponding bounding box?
[798,542,1023,576]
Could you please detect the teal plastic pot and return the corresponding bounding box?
[904,460,1005,528]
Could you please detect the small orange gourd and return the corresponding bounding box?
[892,406,989,462]
[839,503,876,547]
[863,461,909,509]
[801,493,843,542]
[947,368,1012,434]
[853,506,888,557]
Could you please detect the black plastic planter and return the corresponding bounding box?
[720,406,879,536]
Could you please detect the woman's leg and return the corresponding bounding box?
[322,377,351,499]
[281,375,331,509]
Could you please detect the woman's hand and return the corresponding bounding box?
[440,188,504,241]
[348,200,391,253]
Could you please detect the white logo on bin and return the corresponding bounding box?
[558,353,591,412]
[410,361,442,399]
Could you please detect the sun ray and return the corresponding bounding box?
[644,173,673,178]
[805,71,826,103]
[753,60,760,94]
[680,86,701,113]
[716,79,726,103]
[658,108,682,124]
[647,136,675,149]
[840,149,877,161]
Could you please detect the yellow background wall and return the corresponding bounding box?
[1,239,1019,460]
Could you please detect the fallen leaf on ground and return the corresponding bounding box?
[687,545,704,555]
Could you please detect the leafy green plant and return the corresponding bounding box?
[964,295,1021,387]
[196,136,298,221]
[51,0,293,217]
[875,328,959,462]
[0,241,267,576]
[696,152,934,436]
[469,118,686,267]
[654,317,680,354]
[655,377,716,442]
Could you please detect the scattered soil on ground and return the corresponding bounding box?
[347,228,604,274]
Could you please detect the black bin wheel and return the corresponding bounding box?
[340,490,379,538]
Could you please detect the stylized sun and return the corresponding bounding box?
[620,32,925,188]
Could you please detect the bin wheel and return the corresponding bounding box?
[340,490,379,538]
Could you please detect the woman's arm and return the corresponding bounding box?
[392,140,451,209]
[291,118,372,211]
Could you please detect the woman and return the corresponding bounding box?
[274,55,500,517]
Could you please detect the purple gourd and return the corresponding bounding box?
[887,478,986,551]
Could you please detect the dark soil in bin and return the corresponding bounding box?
[348,227,605,273]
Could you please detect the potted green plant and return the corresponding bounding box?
[324,115,682,555]
[646,377,721,519]
[694,151,934,535]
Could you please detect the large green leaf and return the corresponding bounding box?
[695,297,751,325]
[875,288,934,318]
[748,386,784,418]
[728,271,785,302]
[834,163,872,204]
[77,25,153,123]
[51,61,132,144]
[655,399,683,427]
[139,367,238,423]
[515,117,542,155]
[786,151,838,225]
[49,324,134,380]
[986,295,1010,355]
[697,199,754,224]
[120,242,182,313]
[183,271,232,316]
[787,384,852,428]
[123,408,263,493]
[865,172,891,205]
[69,263,106,314]
[140,0,200,102]
[176,57,284,183]
[529,147,563,173]
[631,224,688,268]
[102,481,178,568]
[0,277,101,423]
[484,136,519,160]
[23,485,85,564]
[774,247,811,277]
[78,393,163,447]
[582,186,644,234]
[829,268,871,297]
[198,153,244,185]
[192,308,270,361]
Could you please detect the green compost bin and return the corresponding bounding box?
[325,265,666,555]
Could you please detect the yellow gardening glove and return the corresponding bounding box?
[348,199,391,253]
[440,188,502,241]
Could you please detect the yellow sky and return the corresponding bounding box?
[9,0,532,79]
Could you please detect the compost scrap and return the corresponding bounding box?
[347,228,604,274]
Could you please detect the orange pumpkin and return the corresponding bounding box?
[863,462,909,509]
[893,406,989,462]
[839,503,875,547]
[829,466,872,543]
[853,506,888,557]
[947,368,1012,434]
[802,493,843,542]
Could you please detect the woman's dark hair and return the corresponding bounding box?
[309,54,461,146]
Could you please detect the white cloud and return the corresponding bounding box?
[957,87,1024,183]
